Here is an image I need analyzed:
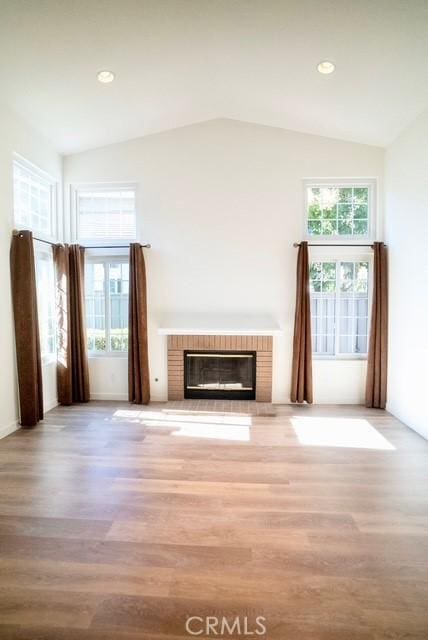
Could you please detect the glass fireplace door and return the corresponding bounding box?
[184,351,256,400]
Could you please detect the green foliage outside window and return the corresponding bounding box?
[307,186,369,236]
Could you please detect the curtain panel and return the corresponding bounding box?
[366,242,388,409]
[54,244,90,404]
[128,243,150,404]
[10,230,44,427]
[290,241,313,403]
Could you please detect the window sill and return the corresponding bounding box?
[305,238,373,247]
[305,233,372,239]
[88,353,128,359]
[313,355,368,361]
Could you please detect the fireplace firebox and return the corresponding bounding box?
[184,350,256,400]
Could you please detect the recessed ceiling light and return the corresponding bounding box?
[317,61,335,75]
[97,70,115,83]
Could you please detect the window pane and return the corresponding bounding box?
[320,188,340,209]
[354,187,368,203]
[326,334,335,354]
[306,185,370,237]
[338,219,353,235]
[356,316,368,336]
[339,335,353,353]
[310,262,322,292]
[338,261,369,355]
[337,203,353,220]
[356,335,368,353]
[322,262,336,281]
[354,204,368,219]
[109,262,129,352]
[85,263,106,352]
[308,220,321,235]
[355,297,368,317]
[355,262,369,291]
[322,280,336,293]
[308,203,322,219]
[340,298,353,316]
[340,262,354,292]
[321,220,335,235]
[339,188,353,203]
[311,259,369,357]
[353,219,368,235]
[356,261,369,279]
[340,316,353,335]
[77,188,136,241]
[309,257,336,355]
[322,206,336,221]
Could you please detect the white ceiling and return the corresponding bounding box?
[0,0,427,154]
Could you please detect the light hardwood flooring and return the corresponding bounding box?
[0,401,427,639]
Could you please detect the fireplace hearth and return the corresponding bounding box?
[184,350,256,400]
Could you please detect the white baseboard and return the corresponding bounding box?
[90,392,129,401]
[90,392,166,403]
[0,397,58,440]
[0,419,19,440]
[150,393,167,402]
[386,402,428,441]
[44,398,59,413]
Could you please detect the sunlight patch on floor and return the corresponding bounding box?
[113,409,252,441]
[113,409,251,426]
[170,421,251,441]
[291,417,395,450]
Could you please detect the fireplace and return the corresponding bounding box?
[166,335,273,402]
[184,350,256,400]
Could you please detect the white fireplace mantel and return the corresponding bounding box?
[157,313,282,336]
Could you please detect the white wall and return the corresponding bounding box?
[64,118,384,404]
[385,109,428,439]
[0,104,62,438]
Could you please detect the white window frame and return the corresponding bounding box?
[70,182,138,246]
[303,178,377,243]
[85,255,130,358]
[13,154,58,242]
[34,243,57,364]
[309,248,373,360]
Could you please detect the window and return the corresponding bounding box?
[85,259,129,354]
[13,158,56,238]
[35,249,56,360]
[305,182,373,239]
[75,185,136,242]
[310,260,370,357]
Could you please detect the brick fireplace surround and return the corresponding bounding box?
[167,335,273,402]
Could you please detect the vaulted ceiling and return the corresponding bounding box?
[1,0,427,154]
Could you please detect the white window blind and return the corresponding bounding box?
[13,160,56,238]
[76,188,136,241]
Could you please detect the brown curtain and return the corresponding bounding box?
[128,243,150,404]
[53,244,90,404]
[366,242,388,409]
[290,241,313,403]
[10,230,43,427]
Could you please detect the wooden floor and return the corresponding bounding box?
[0,402,427,639]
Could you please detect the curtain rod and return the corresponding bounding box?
[293,242,376,248]
[35,237,151,249]
[13,232,151,249]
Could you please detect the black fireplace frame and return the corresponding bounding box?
[184,350,257,400]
